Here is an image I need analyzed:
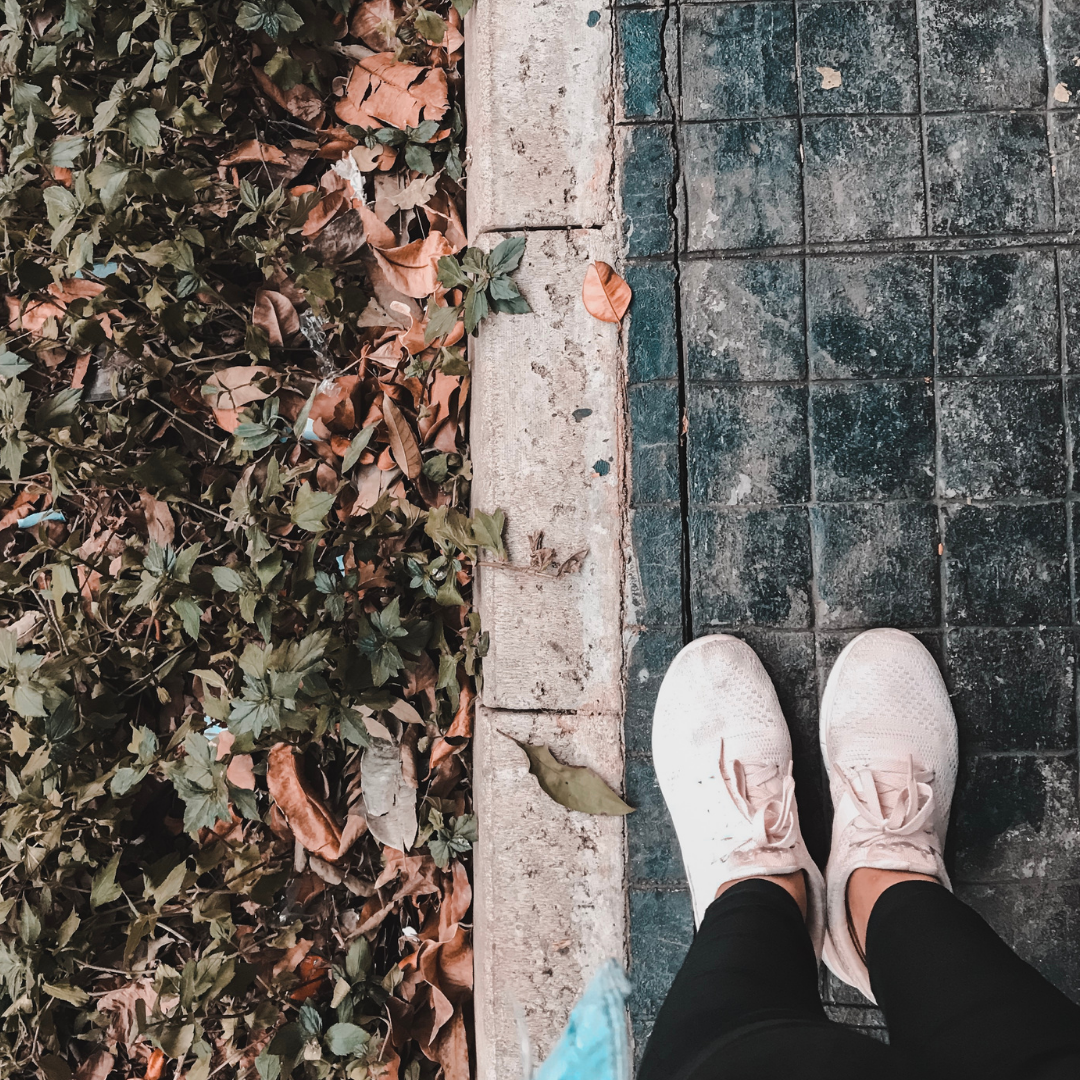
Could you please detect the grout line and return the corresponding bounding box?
[1042,0,1062,229]
[912,0,933,234]
[1058,250,1076,627]
[656,0,693,647]
[617,106,1080,125]
[931,250,950,672]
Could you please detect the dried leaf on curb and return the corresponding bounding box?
[582,261,632,323]
[510,737,635,815]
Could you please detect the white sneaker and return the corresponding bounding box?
[820,629,958,1001]
[652,634,825,954]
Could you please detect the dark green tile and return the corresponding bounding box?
[682,258,806,380]
[1062,252,1080,370]
[810,503,940,629]
[958,881,1080,1000]
[626,628,685,755]
[922,0,1045,110]
[798,1,918,115]
[618,8,669,120]
[626,756,684,883]
[688,384,809,505]
[803,117,924,241]
[821,967,877,1009]
[1067,379,1080,490]
[628,888,694,1021]
[947,628,1077,752]
[937,252,1061,376]
[621,125,675,257]
[1052,113,1080,230]
[626,263,679,383]
[632,507,684,626]
[681,3,797,121]
[690,507,812,629]
[939,379,1066,499]
[810,381,935,501]
[953,755,1080,882]
[944,503,1069,625]
[684,120,803,250]
[807,255,932,378]
[927,113,1054,235]
[631,382,680,505]
[1049,4,1080,108]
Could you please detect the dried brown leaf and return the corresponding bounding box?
[266,743,343,862]
[381,394,422,479]
[582,260,632,323]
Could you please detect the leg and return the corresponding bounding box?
[866,879,1080,1080]
[638,878,893,1080]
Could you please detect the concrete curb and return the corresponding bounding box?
[465,2,627,1075]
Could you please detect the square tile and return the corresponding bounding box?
[631,506,685,626]
[810,503,940,629]
[921,0,1045,111]
[1049,1,1080,107]
[947,628,1077,752]
[937,252,1061,376]
[803,117,925,241]
[684,120,803,250]
[927,113,1054,235]
[631,382,681,505]
[944,503,1070,625]
[682,258,806,380]
[939,379,1066,499]
[958,881,1080,1000]
[810,381,935,501]
[690,507,812,629]
[628,888,694,1021]
[1051,113,1080,230]
[807,255,932,378]
[798,1,919,115]
[952,754,1080,882]
[618,8,670,120]
[627,263,680,383]
[626,627,685,755]
[681,3,797,121]
[688,384,809,505]
[626,757,684,883]
[621,125,676,257]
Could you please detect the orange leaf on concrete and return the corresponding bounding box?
[266,743,343,862]
[371,232,453,298]
[582,261,632,323]
[381,394,422,479]
[253,289,300,347]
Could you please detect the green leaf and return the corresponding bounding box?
[212,566,244,592]
[324,1023,370,1056]
[341,423,377,473]
[42,981,90,1006]
[290,482,336,533]
[488,236,526,276]
[511,739,635,816]
[125,108,161,148]
[471,509,506,559]
[172,597,203,641]
[424,301,462,346]
[435,255,469,290]
[90,852,124,908]
[413,8,446,42]
[236,0,304,38]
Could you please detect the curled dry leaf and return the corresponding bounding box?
[206,366,273,432]
[371,231,454,298]
[350,0,402,51]
[361,737,418,851]
[253,290,300,348]
[511,737,635,816]
[582,261,632,324]
[381,393,422,479]
[219,140,289,167]
[266,743,343,862]
[145,1049,167,1080]
[138,491,174,547]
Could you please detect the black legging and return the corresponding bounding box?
[638,879,1080,1080]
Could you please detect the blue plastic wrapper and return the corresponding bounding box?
[532,960,631,1080]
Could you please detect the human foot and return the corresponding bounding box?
[820,629,958,1001]
[652,635,825,952]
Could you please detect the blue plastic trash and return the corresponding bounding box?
[532,960,631,1080]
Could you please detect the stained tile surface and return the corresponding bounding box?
[621,0,1080,1056]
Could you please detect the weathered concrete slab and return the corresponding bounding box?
[473,704,627,1080]
[465,0,615,234]
[471,228,624,715]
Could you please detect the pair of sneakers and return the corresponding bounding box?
[653,628,958,1001]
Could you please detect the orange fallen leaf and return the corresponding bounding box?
[358,202,396,249]
[144,1049,166,1080]
[381,394,422,479]
[219,140,289,167]
[582,261,632,323]
[139,490,175,547]
[206,366,273,432]
[371,231,454,298]
[350,0,402,51]
[227,754,256,790]
[253,66,326,127]
[266,743,343,862]
[253,289,300,347]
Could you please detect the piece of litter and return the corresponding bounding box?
[817,66,842,89]
[1055,82,1072,103]
[18,512,65,529]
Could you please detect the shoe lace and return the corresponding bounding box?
[719,739,799,854]
[841,754,938,857]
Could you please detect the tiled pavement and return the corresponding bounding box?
[617,0,1080,1055]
